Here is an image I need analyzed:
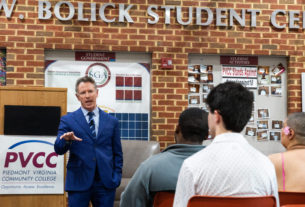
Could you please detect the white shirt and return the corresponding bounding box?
[173,132,279,207]
[81,106,99,135]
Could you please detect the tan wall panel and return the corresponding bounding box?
[0,86,67,207]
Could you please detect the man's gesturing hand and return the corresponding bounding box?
[60,132,82,141]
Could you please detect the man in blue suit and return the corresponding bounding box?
[54,76,123,207]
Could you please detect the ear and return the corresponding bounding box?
[213,110,222,124]
[288,128,295,140]
[175,125,180,134]
[174,125,181,144]
[76,93,81,101]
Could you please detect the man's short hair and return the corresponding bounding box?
[287,112,305,144]
[206,82,253,132]
[179,107,209,143]
[75,76,97,93]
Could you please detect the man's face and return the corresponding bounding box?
[76,82,98,112]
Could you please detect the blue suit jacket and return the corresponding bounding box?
[54,108,123,191]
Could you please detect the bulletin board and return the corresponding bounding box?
[188,55,287,142]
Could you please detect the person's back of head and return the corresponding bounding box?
[269,112,305,192]
[286,112,305,145]
[206,82,254,132]
[176,107,208,144]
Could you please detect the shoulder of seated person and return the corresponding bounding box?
[268,153,281,162]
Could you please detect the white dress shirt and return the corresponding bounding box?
[173,132,279,207]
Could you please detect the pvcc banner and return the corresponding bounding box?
[0,135,64,194]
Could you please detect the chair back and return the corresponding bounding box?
[153,191,175,207]
[187,195,276,207]
[279,191,305,205]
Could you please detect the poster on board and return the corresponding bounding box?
[0,136,64,194]
[45,61,151,140]
[222,66,257,78]
[221,66,257,89]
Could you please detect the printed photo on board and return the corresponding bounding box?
[188,73,200,83]
[257,109,269,119]
[200,73,208,83]
[188,84,200,93]
[245,126,257,137]
[189,95,200,105]
[188,65,200,74]
[258,86,269,96]
[200,65,207,73]
[272,120,283,129]
[257,66,270,85]
[202,84,214,93]
[257,120,268,130]
[270,131,281,141]
[257,130,269,141]
[271,86,282,96]
[271,75,282,84]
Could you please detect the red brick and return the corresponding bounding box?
[167,83,183,88]
[158,88,175,94]
[55,44,73,50]
[158,124,175,130]
[17,68,34,72]
[8,36,25,42]
[8,24,25,29]
[16,80,34,85]
[16,55,34,60]
[158,100,175,105]
[159,113,175,118]
[158,136,175,142]
[6,73,25,78]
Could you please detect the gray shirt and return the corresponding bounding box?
[120,144,204,207]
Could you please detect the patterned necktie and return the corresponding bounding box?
[87,111,96,138]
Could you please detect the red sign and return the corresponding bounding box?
[75,52,115,62]
[220,56,258,66]
[161,57,173,69]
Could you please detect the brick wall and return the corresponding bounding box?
[1,0,304,148]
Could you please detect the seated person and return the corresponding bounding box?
[120,108,209,207]
[173,82,279,207]
[269,112,305,192]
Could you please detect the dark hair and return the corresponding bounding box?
[179,107,209,143]
[75,76,97,93]
[206,82,253,132]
